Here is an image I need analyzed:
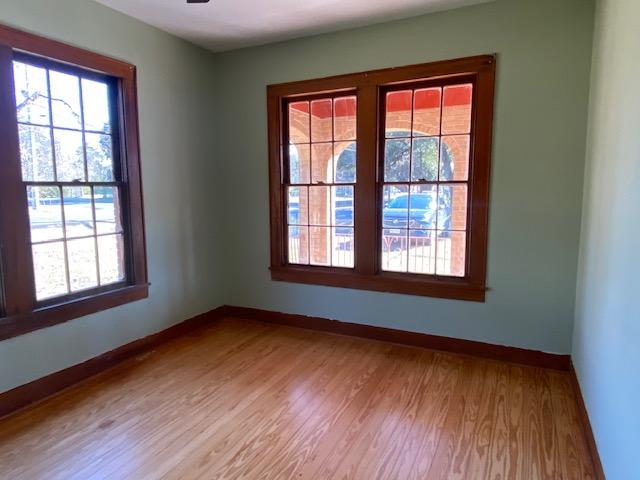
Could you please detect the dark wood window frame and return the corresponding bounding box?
[267,55,495,301]
[0,24,148,341]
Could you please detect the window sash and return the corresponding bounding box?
[267,55,495,301]
[0,24,148,340]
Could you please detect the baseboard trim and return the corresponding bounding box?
[569,362,606,480]
[220,305,571,371]
[0,307,225,419]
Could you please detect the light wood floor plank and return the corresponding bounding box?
[0,318,596,480]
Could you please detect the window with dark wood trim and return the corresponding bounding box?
[268,55,495,301]
[0,25,147,340]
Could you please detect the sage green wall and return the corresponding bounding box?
[213,0,594,353]
[0,0,223,393]
[573,0,640,477]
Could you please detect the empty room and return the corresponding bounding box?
[0,0,637,478]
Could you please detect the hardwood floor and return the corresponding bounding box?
[0,318,596,479]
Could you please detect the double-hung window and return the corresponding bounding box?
[0,25,147,340]
[268,55,495,301]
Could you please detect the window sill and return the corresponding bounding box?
[270,266,486,302]
[0,284,149,341]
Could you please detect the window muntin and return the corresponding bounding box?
[284,95,357,268]
[14,56,127,302]
[380,83,472,277]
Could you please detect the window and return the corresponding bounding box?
[268,55,495,301]
[0,25,147,340]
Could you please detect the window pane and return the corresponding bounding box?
[19,124,54,181]
[54,129,85,181]
[27,186,63,243]
[309,186,330,226]
[332,227,354,268]
[288,101,309,144]
[438,184,467,231]
[288,226,309,265]
[289,144,310,184]
[436,231,466,277]
[82,78,111,133]
[98,234,126,285]
[86,132,114,181]
[409,185,437,230]
[385,90,412,137]
[310,226,330,266]
[440,135,470,181]
[384,138,410,182]
[442,84,472,135]
[63,186,94,238]
[334,96,356,141]
[413,88,441,136]
[310,99,332,142]
[333,186,353,227]
[311,142,332,184]
[49,70,82,129]
[287,186,308,226]
[13,61,50,125]
[95,187,123,235]
[382,184,409,230]
[408,230,436,274]
[33,241,67,300]
[411,137,439,182]
[334,141,356,183]
[381,229,408,272]
[67,237,98,292]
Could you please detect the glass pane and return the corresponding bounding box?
[63,186,94,238]
[385,90,412,137]
[54,129,85,181]
[287,186,308,226]
[333,186,353,227]
[309,186,330,226]
[332,227,354,268]
[413,87,441,136]
[310,99,332,142]
[334,96,356,141]
[440,135,470,181]
[289,144,310,184]
[411,137,439,182]
[27,186,63,243]
[382,184,408,230]
[310,226,330,266]
[49,70,82,129]
[381,229,408,272]
[311,142,332,184]
[408,230,436,274]
[334,141,356,183]
[19,124,54,181]
[384,138,410,182]
[67,237,98,292]
[438,184,468,231]
[409,185,438,230]
[288,101,309,144]
[32,241,68,300]
[98,234,126,285]
[436,231,466,277]
[82,78,111,133]
[13,61,50,125]
[86,132,114,181]
[94,187,123,235]
[442,84,472,135]
[288,226,309,265]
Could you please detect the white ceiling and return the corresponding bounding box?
[95,0,493,52]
